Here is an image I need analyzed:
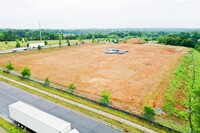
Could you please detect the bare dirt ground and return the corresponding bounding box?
[0,43,187,113]
[126,38,146,44]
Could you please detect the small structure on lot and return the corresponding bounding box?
[29,43,45,49]
[104,48,128,54]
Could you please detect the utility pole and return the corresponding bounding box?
[39,21,42,41]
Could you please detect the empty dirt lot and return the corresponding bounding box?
[0,44,187,113]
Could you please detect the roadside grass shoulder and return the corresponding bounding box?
[0,117,22,133]
[0,71,167,133]
[191,50,200,131]
[162,49,200,132]
[163,53,191,120]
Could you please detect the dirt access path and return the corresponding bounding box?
[0,43,187,113]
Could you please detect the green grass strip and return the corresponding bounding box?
[0,117,23,133]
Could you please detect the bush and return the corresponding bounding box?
[5,41,8,45]
[9,127,26,133]
[27,43,29,47]
[59,40,62,46]
[143,106,156,120]
[100,90,111,105]
[44,40,48,45]
[68,83,76,94]
[38,45,41,50]
[15,39,20,48]
[123,39,127,43]
[21,67,31,79]
[67,40,70,46]
[5,61,15,73]
[44,77,50,87]
[16,43,20,48]
[195,43,200,51]
[92,37,95,43]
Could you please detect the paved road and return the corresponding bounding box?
[0,50,12,54]
[0,44,72,54]
[0,82,121,133]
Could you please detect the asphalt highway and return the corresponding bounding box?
[0,82,121,133]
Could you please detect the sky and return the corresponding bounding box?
[0,0,200,29]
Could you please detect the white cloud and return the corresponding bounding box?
[0,0,199,29]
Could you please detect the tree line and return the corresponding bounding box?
[158,32,200,49]
[0,29,200,50]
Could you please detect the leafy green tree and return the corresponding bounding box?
[44,77,50,87]
[15,39,20,48]
[143,106,156,120]
[25,32,31,40]
[44,40,48,45]
[5,61,15,73]
[59,34,62,46]
[38,45,41,50]
[21,67,31,79]
[195,43,200,51]
[24,38,28,42]
[68,83,76,94]
[59,40,62,46]
[3,30,16,41]
[100,90,111,105]
[92,35,95,43]
[67,40,70,46]
[0,33,4,41]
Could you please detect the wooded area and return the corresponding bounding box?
[0,29,200,51]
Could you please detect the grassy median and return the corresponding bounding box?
[0,117,24,133]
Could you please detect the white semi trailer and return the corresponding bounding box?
[9,101,73,133]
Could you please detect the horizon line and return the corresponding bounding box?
[1,27,200,30]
